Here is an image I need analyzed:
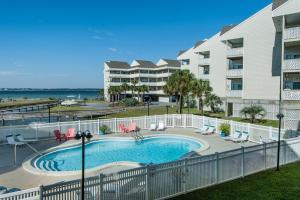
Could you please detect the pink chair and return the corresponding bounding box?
[54,130,67,142]
[119,123,128,134]
[65,128,76,140]
[128,122,137,132]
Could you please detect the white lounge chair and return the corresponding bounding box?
[157,122,165,131]
[223,130,242,141]
[16,134,38,143]
[149,123,157,131]
[202,126,215,135]
[233,132,249,143]
[195,125,209,134]
[6,135,25,147]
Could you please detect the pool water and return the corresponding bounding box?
[34,136,202,172]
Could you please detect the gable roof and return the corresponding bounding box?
[160,59,181,67]
[193,40,205,49]
[272,0,289,10]
[220,25,237,36]
[133,60,157,68]
[177,50,187,56]
[105,61,130,69]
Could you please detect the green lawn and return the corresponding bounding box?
[172,162,300,200]
[105,106,279,128]
[50,105,97,112]
[0,99,57,109]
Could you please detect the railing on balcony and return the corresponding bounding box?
[227,47,243,57]
[283,59,300,71]
[227,90,242,98]
[227,69,243,77]
[284,27,300,41]
[199,74,210,80]
[198,58,210,65]
[283,90,300,100]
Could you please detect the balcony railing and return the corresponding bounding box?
[284,27,300,41]
[227,90,242,98]
[199,58,210,66]
[199,74,210,80]
[227,69,243,77]
[283,90,300,100]
[227,47,243,57]
[283,59,300,71]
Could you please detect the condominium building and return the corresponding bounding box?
[177,0,300,130]
[104,59,180,103]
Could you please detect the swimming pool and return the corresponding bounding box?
[33,135,203,172]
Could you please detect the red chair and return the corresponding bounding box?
[128,122,137,132]
[65,128,75,140]
[54,130,67,142]
[119,123,128,134]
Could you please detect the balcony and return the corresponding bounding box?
[198,58,210,66]
[284,27,300,41]
[227,90,242,98]
[227,47,243,58]
[199,74,210,80]
[283,59,300,72]
[227,69,243,77]
[283,90,300,100]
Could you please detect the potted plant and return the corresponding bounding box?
[219,123,230,137]
[99,125,110,135]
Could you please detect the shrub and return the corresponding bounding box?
[219,123,230,136]
[240,105,266,123]
[283,130,300,139]
[120,98,139,107]
[99,125,110,135]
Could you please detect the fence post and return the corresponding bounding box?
[264,142,267,169]
[97,119,100,135]
[241,146,245,177]
[99,174,104,200]
[164,114,167,127]
[78,120,81,132]
[114,118,117,132]
[268,126,273,139]
[144,115,147,129]
[173,114,175,128]
[184,114,187,128]
[230,121,233,136]
[39,185,43,200]
[215,152,219,184]
[202,116,205,128]
[145,165,150,200]
[192,114,194,128]
[183,159,187,193]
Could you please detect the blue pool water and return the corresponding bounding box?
[34,136,202,172]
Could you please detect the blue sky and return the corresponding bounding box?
[0,0,271,88]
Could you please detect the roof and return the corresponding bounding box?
[220,25,237,36]
[272,0,288,10]
[105,61,130,69]
[193,40,205,49]
[133,60,157,68]
[160,59,181,67]
[177,50,187,56]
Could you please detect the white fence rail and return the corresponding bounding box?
[2,138,299,200]
[0,114,286,144]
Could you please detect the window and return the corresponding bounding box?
[284,81,300,90]
[203,66,210,75]
[229,59,243,69]
[181,59,190,65]
[231,79,243,90]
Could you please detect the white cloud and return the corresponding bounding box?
[108,47,118,52]
[92,36,104,40]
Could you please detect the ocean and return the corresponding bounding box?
[0,89,102,100]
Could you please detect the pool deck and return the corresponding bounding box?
[0,128,255,189]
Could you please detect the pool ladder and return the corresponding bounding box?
[132,131,144,142]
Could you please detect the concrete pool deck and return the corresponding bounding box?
[0,128,255,189]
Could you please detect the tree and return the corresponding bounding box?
[108,86,117,107]
[120,83,130,98]
[191,79,212,115]
[139,85,149,102]
[131,79,139,98]
[163,82,177,103]
[240,105,266,123]
[204,93,223,113]
[166,70,194,114]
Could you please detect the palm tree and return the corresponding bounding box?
[131,79,139,98]
[204,93,223,113]
[108,86,117,107]
[121,83,130,99]
[163,83,176,103]
[191,79,212,115]
[140,85,149,102]
[240,105,266,123]
[166,70,194,114]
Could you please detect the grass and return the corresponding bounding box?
[50,105,97,112]
[172,162,300,200]
[0,99,57,109]
[104,106,279,128]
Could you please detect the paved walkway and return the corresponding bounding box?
[0,128,254,189]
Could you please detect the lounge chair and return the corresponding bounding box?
[195,125,209,134]
[54,130,67,142]
[149,123,157,131]
[223,130,242,141]
[119,123,129,134]
[157,122,165,131]
[6,135,25,147]
[0,186,7,195]
[259,136,274,144]
[128,122,138,132]
[65,128,75,139]
[202,126,215,135]
[232,132,249,143]
[16,134,38,143]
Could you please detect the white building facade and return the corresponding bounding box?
[104,59,180,103]
[177,0,300,130]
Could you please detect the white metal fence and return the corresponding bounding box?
[0,114,286,144]
[1,138,299,200]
